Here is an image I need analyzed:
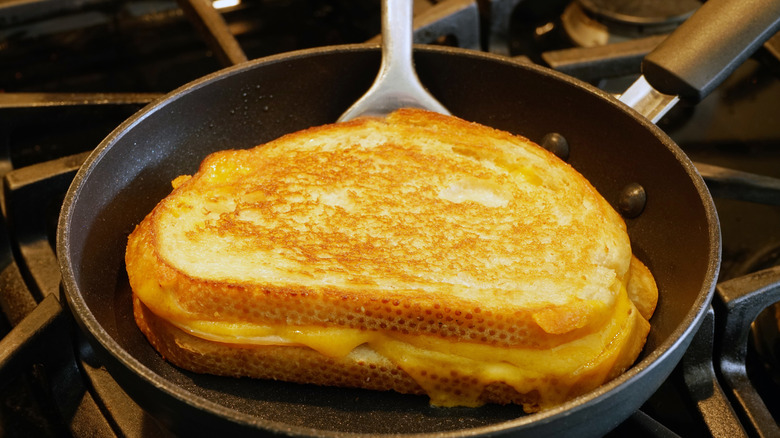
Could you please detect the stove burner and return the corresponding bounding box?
[562,0,700,47]
[580,0,700,26]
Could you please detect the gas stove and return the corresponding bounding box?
[1,0,779,436]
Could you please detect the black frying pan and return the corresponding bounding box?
[56,1,778,436]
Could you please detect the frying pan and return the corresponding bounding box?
[56,1,778,436]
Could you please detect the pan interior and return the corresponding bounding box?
[60,46,718,436]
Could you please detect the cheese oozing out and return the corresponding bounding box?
[145,283,647,409]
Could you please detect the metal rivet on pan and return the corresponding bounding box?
[618,182,647,218]
[540,132,569,161]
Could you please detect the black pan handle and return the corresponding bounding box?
[642,0,780,102]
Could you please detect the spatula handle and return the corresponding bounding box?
[380,0,414,79]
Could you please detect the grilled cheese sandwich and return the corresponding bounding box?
[126,108,657,411]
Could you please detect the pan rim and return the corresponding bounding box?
[56,43,721,437]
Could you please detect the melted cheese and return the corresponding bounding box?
[158,289,646,409]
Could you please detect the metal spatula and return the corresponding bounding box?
[337,0,450,122]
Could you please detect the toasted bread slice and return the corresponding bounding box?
[126,108,657,411]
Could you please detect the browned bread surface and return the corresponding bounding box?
[128,109,645,345]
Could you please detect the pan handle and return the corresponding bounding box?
[642,0,780,102]
[619,0,780,122]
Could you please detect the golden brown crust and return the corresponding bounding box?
[126,108,658,411]
[127,109,653,348]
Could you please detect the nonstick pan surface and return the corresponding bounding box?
[57,45,720,437]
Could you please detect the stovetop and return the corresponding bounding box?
[1,0,780,436]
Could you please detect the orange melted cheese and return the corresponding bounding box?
[143,286,646,409]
